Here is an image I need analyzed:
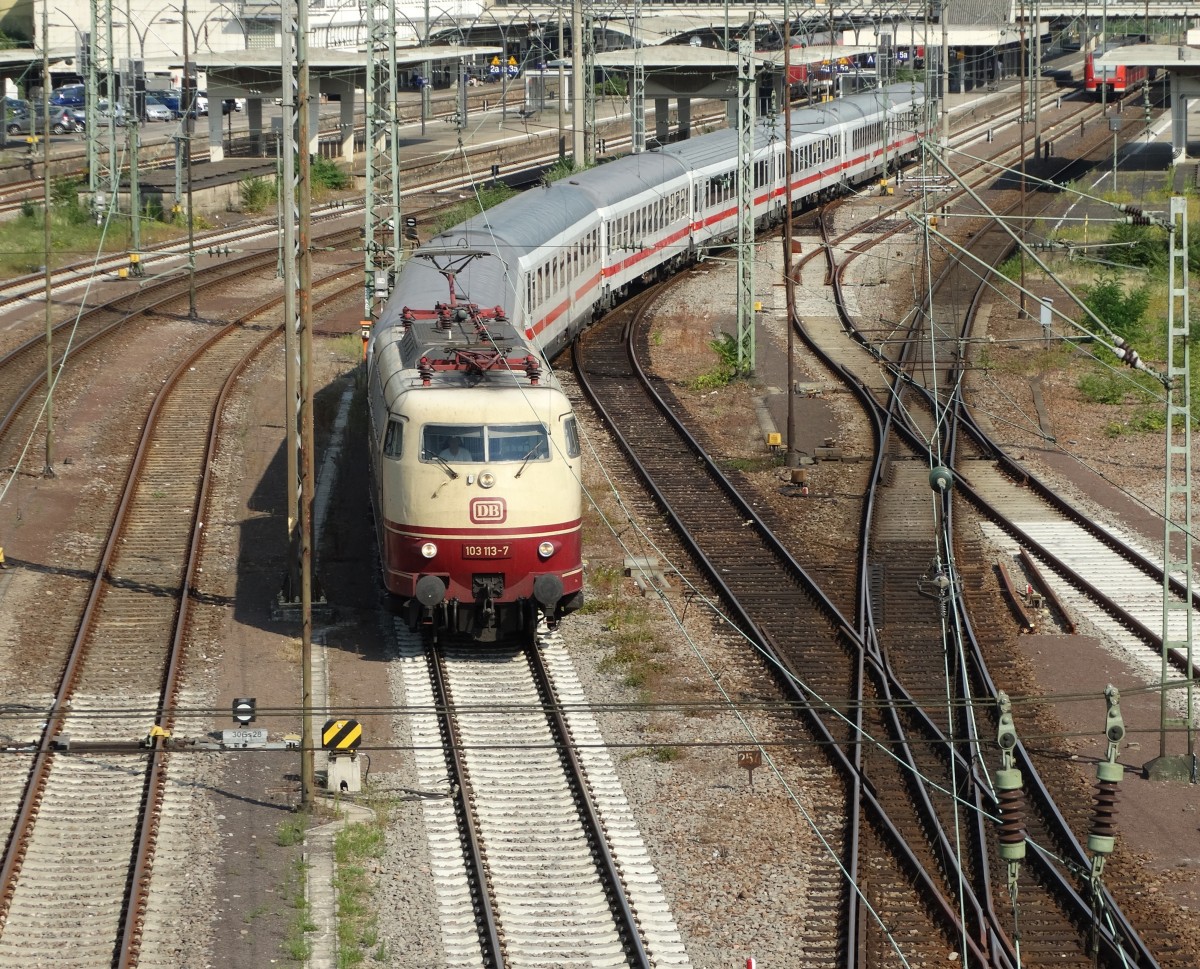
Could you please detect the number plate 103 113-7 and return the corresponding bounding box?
[462,544,512,559]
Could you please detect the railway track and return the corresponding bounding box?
[392,621,689,967]
[811,80,1179,966]
[0,265,362,965]
[575,280,995,967]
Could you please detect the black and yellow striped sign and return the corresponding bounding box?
[322,718,362,751]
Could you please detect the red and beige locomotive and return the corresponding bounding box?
[367,250,584,642]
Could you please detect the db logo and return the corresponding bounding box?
[470,497,507,523]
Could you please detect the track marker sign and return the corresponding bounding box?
[738,749,762,787]
[322,718,362,751]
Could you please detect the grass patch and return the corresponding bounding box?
[1129,406,1167,432]
[1077,371,1129,404]
[0,177,186,276]
[277,814,307,847]
[595,600,666,688]
[333,803,390,967]
[283,855,316,962]
[433,184,517,234]
[689,333,742,389]
[722,456,778,473]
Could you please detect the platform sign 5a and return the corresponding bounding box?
[322,718,362,751]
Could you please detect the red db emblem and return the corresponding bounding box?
[470,497,507,523]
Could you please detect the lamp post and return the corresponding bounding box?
[52,8,102,220]
[41,0,54,479]
[125,1,145,257]
[183,0,195,318]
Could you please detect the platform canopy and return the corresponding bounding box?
[1096,42,1200,69]
[193,44,501,99]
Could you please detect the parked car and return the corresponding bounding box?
[6,107,81,135]
[193,90,209,115]
[3,96,27,124]
[50,84,85,108]
[153,91,186,118]
[142,95,172,122]
[67,99,126,129]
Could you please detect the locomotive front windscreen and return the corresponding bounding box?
[424,424,550,463]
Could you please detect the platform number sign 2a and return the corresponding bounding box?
[232,697,257,724]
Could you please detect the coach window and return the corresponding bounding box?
[383,418,404,458]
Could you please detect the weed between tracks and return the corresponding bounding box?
[332,799,391,966]
[280,814,314,962]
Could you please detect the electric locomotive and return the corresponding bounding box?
[367,249,584,642]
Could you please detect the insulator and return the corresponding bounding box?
[525,355,541,385]
[418,356,433,386]
[928,466,953,492]
[995,767,1027,861]
[1113,339,1141,370]
[1087,761,1122,856]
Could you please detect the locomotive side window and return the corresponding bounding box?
[562,416,581,458]
[383,418,404,459]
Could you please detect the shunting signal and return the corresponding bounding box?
[231,697,257,724]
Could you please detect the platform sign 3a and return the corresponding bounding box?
[322,718,362,751]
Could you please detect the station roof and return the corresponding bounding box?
[0,47,75,70]
[196,44,502,72]
[1097,43,1200,67]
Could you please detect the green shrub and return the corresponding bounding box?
[239,176,278,212]
[542,158,584,184]
[1082,275,1149,341]
[311,156,350,190]
[1103,221,1167,271]
[598,75,627,98]
[997,253,1023,282]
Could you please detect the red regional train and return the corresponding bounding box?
[1084,44,1151,97]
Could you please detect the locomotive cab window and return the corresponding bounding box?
[562,415,581,458]
[425,425,483,462]
[488,424,549,463]
[422,423,549,463]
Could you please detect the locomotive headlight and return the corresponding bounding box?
[420,542,438,559]
[537,541,555,559]
[478,472,496,489]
